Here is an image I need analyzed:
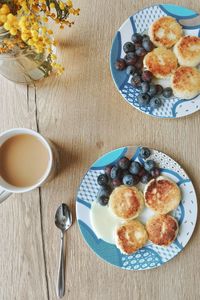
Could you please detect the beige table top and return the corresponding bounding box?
[0,0,200,299]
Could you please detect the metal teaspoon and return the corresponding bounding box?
[55,203,72,298]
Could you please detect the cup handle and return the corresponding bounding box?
[0,186,12,204]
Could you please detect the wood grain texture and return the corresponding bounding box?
[0,82,48,300]
[0,0,200,299]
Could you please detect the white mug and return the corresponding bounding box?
[0,128,58,204]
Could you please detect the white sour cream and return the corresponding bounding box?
[90,201,122,244]
[90,183,155,245]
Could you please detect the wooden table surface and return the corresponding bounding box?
[0,0,200,299]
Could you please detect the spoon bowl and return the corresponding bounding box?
[55,203,72,232]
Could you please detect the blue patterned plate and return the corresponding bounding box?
[76,146,197,270]
[110,4,200,118]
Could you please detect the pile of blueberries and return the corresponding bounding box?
[115,33,173,109]
[97,147,161,206]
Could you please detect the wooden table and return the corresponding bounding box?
[0,0,200,299]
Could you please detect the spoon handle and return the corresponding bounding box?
[57,232,65,298]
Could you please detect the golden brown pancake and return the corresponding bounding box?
[144,176,181,214]
[144,47,178,78]
[116,220,148,254]
[109,185,144,220]
[146,214,179,246]
[171,66,200,99]
[149,16,183,48]
[174,36,200,67]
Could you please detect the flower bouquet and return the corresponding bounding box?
[0,0,79,83]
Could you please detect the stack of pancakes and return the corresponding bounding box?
[109,176,181,254]
[144,16,200,99]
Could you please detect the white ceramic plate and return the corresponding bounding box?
[76,146,197,270]
[110,4,200,118]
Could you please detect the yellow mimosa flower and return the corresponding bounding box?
[59,2,65,10]
[4,22,11,31]
[10,28,18,35]
[0,15,7,23]
[66,0,73,7]
[0,0,79,75]
[50,3,55,9]
[0,4,10,15]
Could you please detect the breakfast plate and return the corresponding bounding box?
[76,146,197,270]
[110,4,200,118]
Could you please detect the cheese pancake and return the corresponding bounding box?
[116,220,148,254]
[149,16,182,48]
[146,214,179,246]
[144,176,181,214]
[144,47,177,78]
[174,36,200,67]
[109,185,144,220]
[171,66,200,99]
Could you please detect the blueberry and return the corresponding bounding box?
[150,97,162,109]
[124,52,136,60]
[135,47,147,57]
[124,52,137,66]
[129,161,142,175]
[112,178,122,188]
[123,174,134,186]
[135,58,143,70]
[155,84,163,95]
[144,160,156,171]
[97,195,109,206]
[126,58,138,67]
[141,70,153,82]
[142,40,154,52]
[115,59,126,70]
[142,34,150,42]
[141,81,150,93]
[151,167,161,178]
[136,68,143,76]
[122,169,131,177]
[137,93,150,106]
[132,175,140,185]
[163,87,173,98]
[138,167,146,178]
[134,42,143,50]
[148,85,157,97]
[131,33,143,43]
[131,74,142,88]
[123,42,135,53]
[123,174,140,186]
[104,165,112,176]
[140,147,151,159]
[118,157,130,170]
[126,65,137,76]
[97,174,109,186]
[97,187,111,206]
[110,166,122,179]
[140,173,152,184]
